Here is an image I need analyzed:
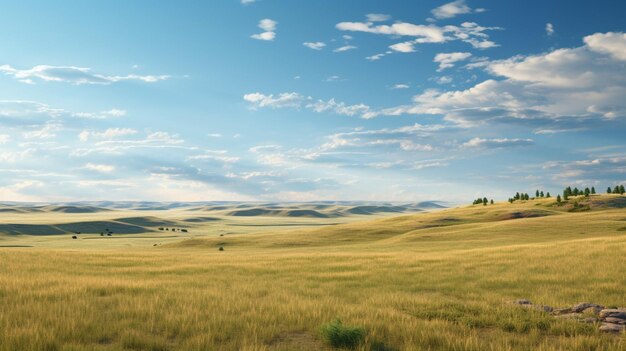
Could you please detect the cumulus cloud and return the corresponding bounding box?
[390,41,417,53]
[434,52,472,71]
[431,0,484,20]
[0,65,170,85]
[251,19,277,41]
[373,32,626,127]
[303,42,326,50]
[336,19,499,56]
[583,32,626,60]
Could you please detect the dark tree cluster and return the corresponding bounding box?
[563,186,596,200]
[472,197,493,206]
[607,184,625,195]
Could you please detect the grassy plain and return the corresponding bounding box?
[0,196,625,350]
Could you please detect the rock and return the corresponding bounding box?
[599,323,625,333]
[582,306,603,315]
[599,309,626,319]
[515,299,532,305]
[604,317,626,325]
[552,308,572,315]
[571,303,604,313]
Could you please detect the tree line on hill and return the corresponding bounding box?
[473,184,625,205]
[607,185,625,195]
[472,197,494,205]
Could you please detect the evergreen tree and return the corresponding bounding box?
[614,185,620,194]
[490,199,494,205]
[546,192,551,198]
[525,193,530,200]
[540,191,544,197]
[608,187,613,194]
[556,194,562,204]
[515,192,520,200]
[565,187,572,197]
[620,185,625,195]
[508,198,514,204]
[573,187,579,196]
[584,188,590,197]
[563,191,569,200]
[591,187,596,194]
[536,190,540,198]
[482,197,488,206]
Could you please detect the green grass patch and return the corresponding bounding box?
[320,319,365,349]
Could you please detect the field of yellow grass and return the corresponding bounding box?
[0,195,625,350]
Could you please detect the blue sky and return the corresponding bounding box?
[0,0,625,202]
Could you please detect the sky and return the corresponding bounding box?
[0,0,625,203]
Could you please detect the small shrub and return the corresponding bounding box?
[320,319,364,349]
[218,246,224,251]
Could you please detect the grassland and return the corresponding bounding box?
[0,196,625,350]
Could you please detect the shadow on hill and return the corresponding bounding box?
[0,221,152,235]
[182,217,222,223]
[343,206,409,215]
[114,216,179,227]
[40,205,111,213]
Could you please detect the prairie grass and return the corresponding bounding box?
[0,196,625,350]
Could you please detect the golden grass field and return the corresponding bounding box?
[0,196,625,350]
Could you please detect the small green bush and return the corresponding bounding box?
[320,319,364,349]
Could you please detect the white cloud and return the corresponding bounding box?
[392,84,410,89]
[207,133,222,138]
[251,19,277,41]
[584,32,626,61]
[0,65,170,85]
[79,128,137,141]
[83,163,115,173]
[546,23,554,36]
[390,41,417,53]
[431,0,482,20]
[436,76,453,84]
[434,52,472,71]
[375,32,626,126]
[333,45,357,52]
[366,14,391,22]
[336,20,499,55]
[461,137,534,149]
[23,122,62,139]
[366,53,386,61]
[243,92,304,109]
[0,134,10,144]
[243,92,377,119]
[241,0,256,4]
[303,41,326,50]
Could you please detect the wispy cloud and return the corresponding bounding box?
[431,0,484,20]
[0,65,170,85]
